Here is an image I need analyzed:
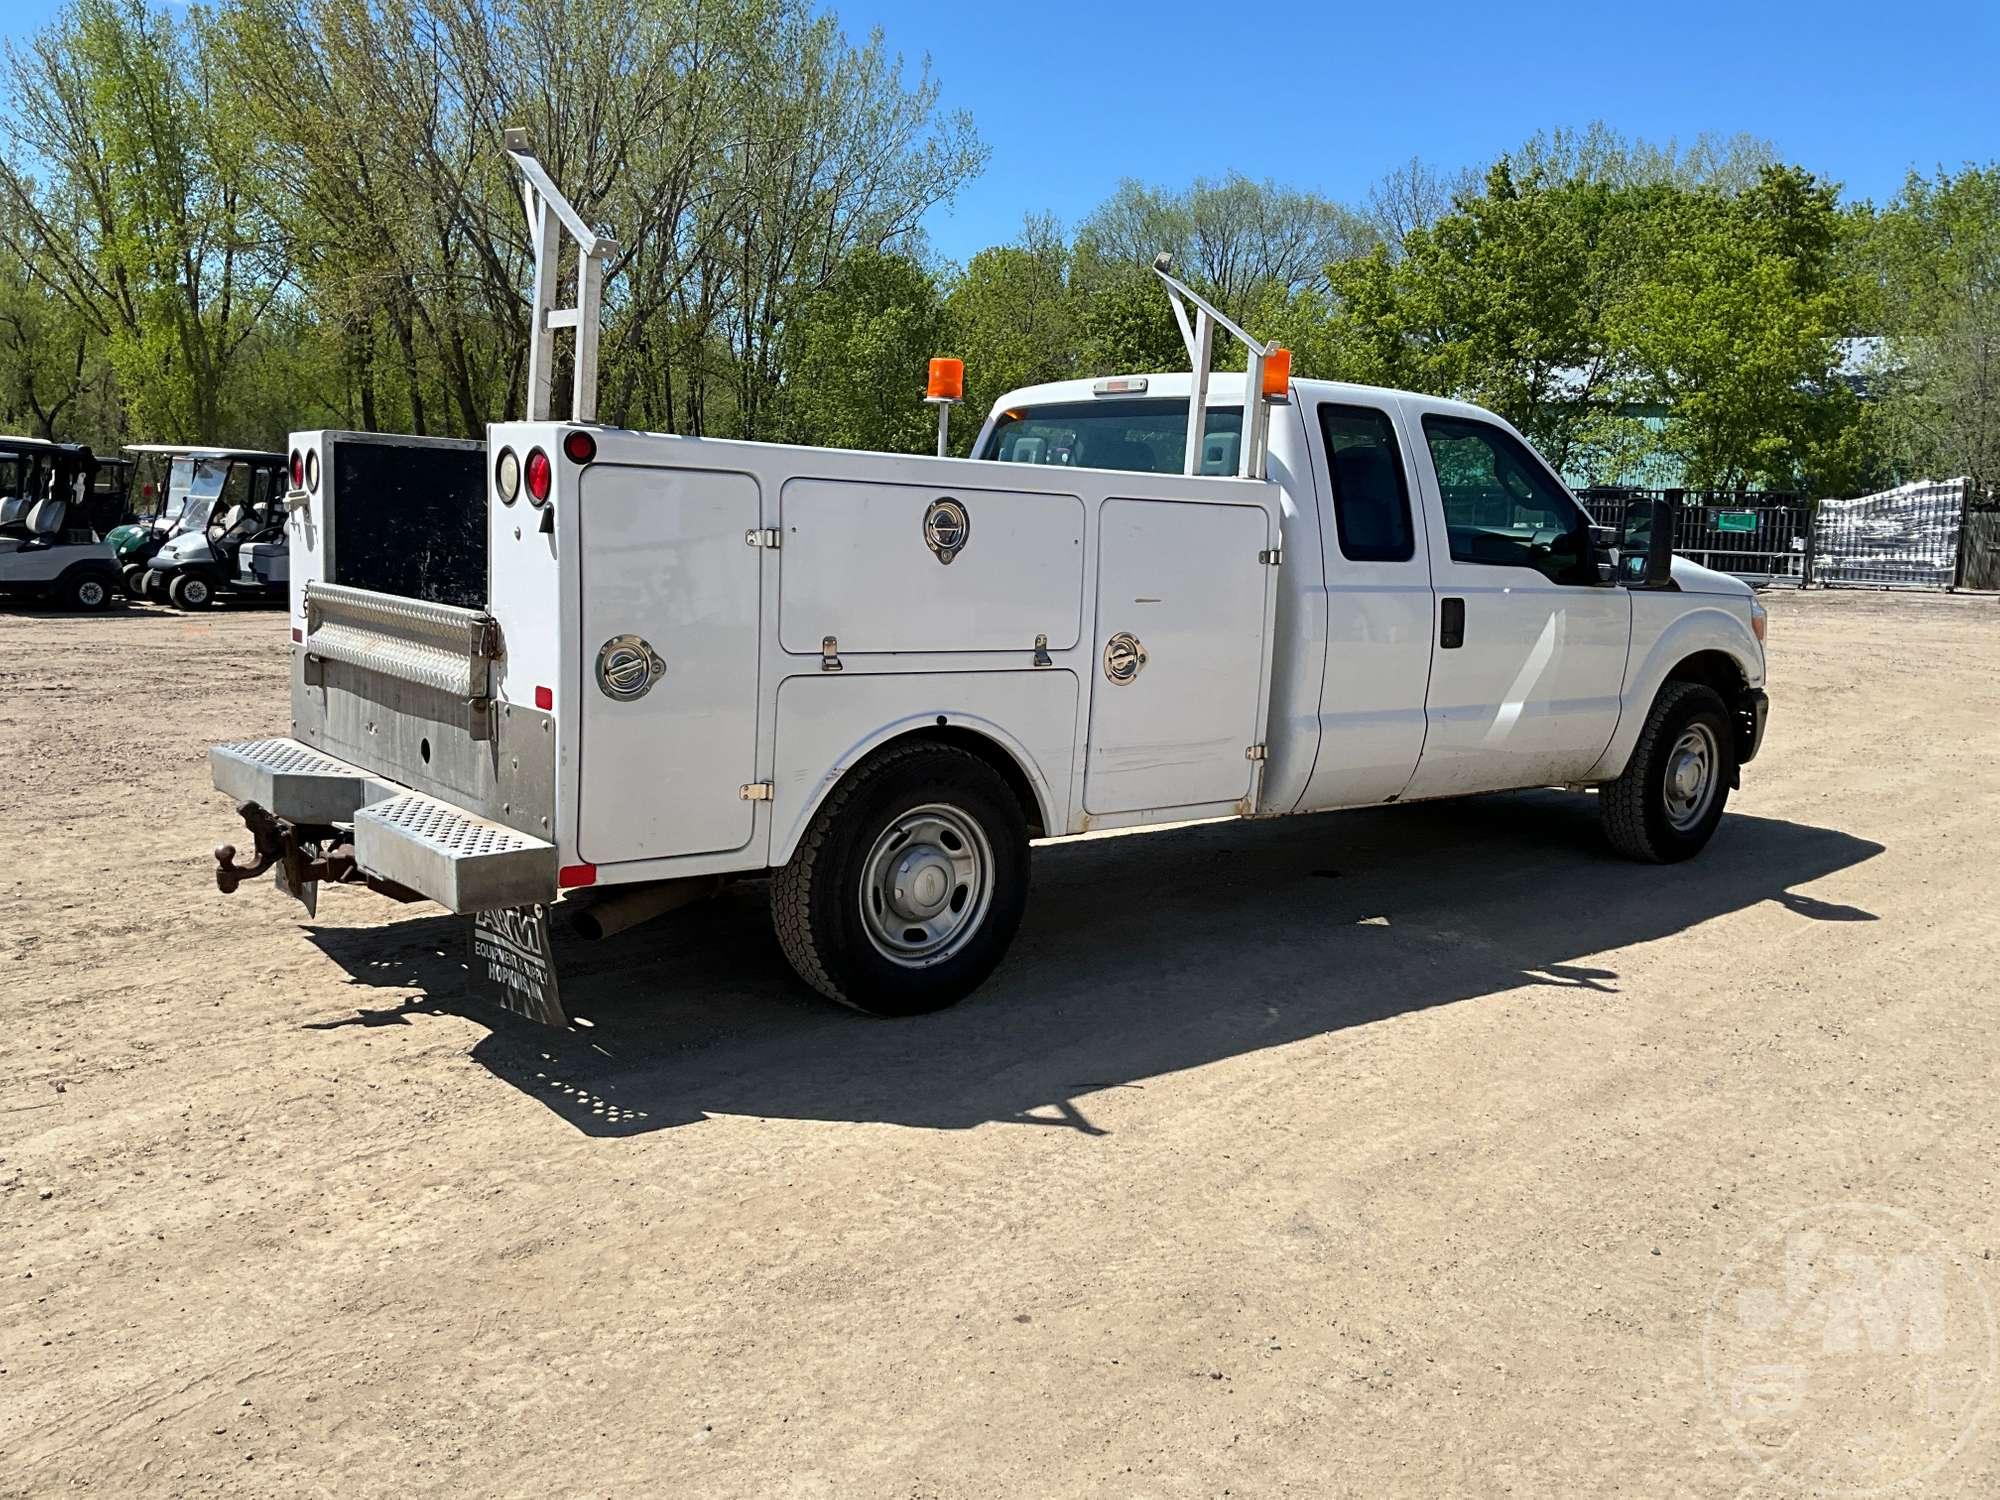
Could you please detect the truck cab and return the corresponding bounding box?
[974,372,1768,827]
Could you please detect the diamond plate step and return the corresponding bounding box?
[210,737,390,823]
[352,792,556,914]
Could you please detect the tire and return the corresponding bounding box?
[57,570,114,612]
[141,569,169,602]
[169,573,213,610]
[121,565,144,597]
[1601,680,1734,863]
[770,741,1030,1016]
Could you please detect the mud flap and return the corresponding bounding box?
[467,904,566,1027]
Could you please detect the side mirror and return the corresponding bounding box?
[1618,494,1677,588]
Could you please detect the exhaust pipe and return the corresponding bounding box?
[569,876,721,941]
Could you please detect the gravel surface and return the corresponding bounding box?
[2,589,1996,1497]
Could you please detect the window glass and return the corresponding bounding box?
[1318,404,1415,562]
[984,399,1244,475]
[1421,415,1593,583]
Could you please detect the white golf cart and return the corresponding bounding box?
[135,447,290,610]
[0,436,124,611]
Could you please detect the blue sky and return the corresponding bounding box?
[7,0,1994,263]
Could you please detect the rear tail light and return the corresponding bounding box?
[495,447,520,505]
[289,449,303,488]
[524,447,551,506]
[562,429,596,464]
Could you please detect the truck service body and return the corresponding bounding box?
[207,142,1769,1021]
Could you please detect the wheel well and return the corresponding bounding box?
[853,726,1048,839]
[1665,649,1747,702]
[1664,650,1756,764]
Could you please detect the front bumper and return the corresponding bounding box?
[1739,689,1769,766]
[210,737,556,913]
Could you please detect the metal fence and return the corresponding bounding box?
[1577,481,1995,591]
[1578,488,1814,585]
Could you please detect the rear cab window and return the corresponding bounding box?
[1318,404,1415,563]
[983,399,1244,475]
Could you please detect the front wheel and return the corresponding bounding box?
[169,573,214,611]
[121,564,145,597]
[141,569,170,602]
[58,570,114,612]
[1601,680,1734,862]
[770,742,1030,1016]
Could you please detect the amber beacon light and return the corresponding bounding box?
[925,357,965,457]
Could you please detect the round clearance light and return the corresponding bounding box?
[562,429,597,464]
[289,448,303,488]
[305,448,320,492]
[495,447,521,505]
[524,446,552,506]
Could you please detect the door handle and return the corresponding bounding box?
[1440,597,1465,649]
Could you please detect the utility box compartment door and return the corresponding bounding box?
[1084,498,1273,815]
[778,478,1084,655]
[577,464,762,863]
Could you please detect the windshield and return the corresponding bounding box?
[982,398,1245,476]
[165,458,230,535]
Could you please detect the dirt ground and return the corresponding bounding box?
[2,589,1997,1498]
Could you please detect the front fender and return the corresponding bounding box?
[1584,595,1764,782]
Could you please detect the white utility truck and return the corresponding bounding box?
[207,138,1769,1025]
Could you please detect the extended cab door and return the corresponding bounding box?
[1402,412,1630,799]
[1294,398,1436,810]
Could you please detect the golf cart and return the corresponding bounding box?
[0,436,123,611]
[114,445,286,603]
[144,449,290,609]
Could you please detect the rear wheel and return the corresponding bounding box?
[169,573,213,610]
[1601,680,1734,862]
[770,742,1030,1016]
[141,569,169,601]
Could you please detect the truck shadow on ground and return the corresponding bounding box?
[303,792,1881,1137]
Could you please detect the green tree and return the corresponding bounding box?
[1865,165,2000,492]
[0,0,285,441]
[1611,167,1863,492]
[942,215,1077,423]
[781,248,945,453]
[1319,160,1658,473]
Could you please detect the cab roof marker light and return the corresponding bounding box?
[1092,377,1149,396]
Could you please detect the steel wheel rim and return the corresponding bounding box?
[1662,722,1720,831]
[858,802,993,968]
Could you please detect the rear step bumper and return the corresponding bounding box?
[210,737,555,913]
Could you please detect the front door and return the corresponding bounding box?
[1402,413,1630,800]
